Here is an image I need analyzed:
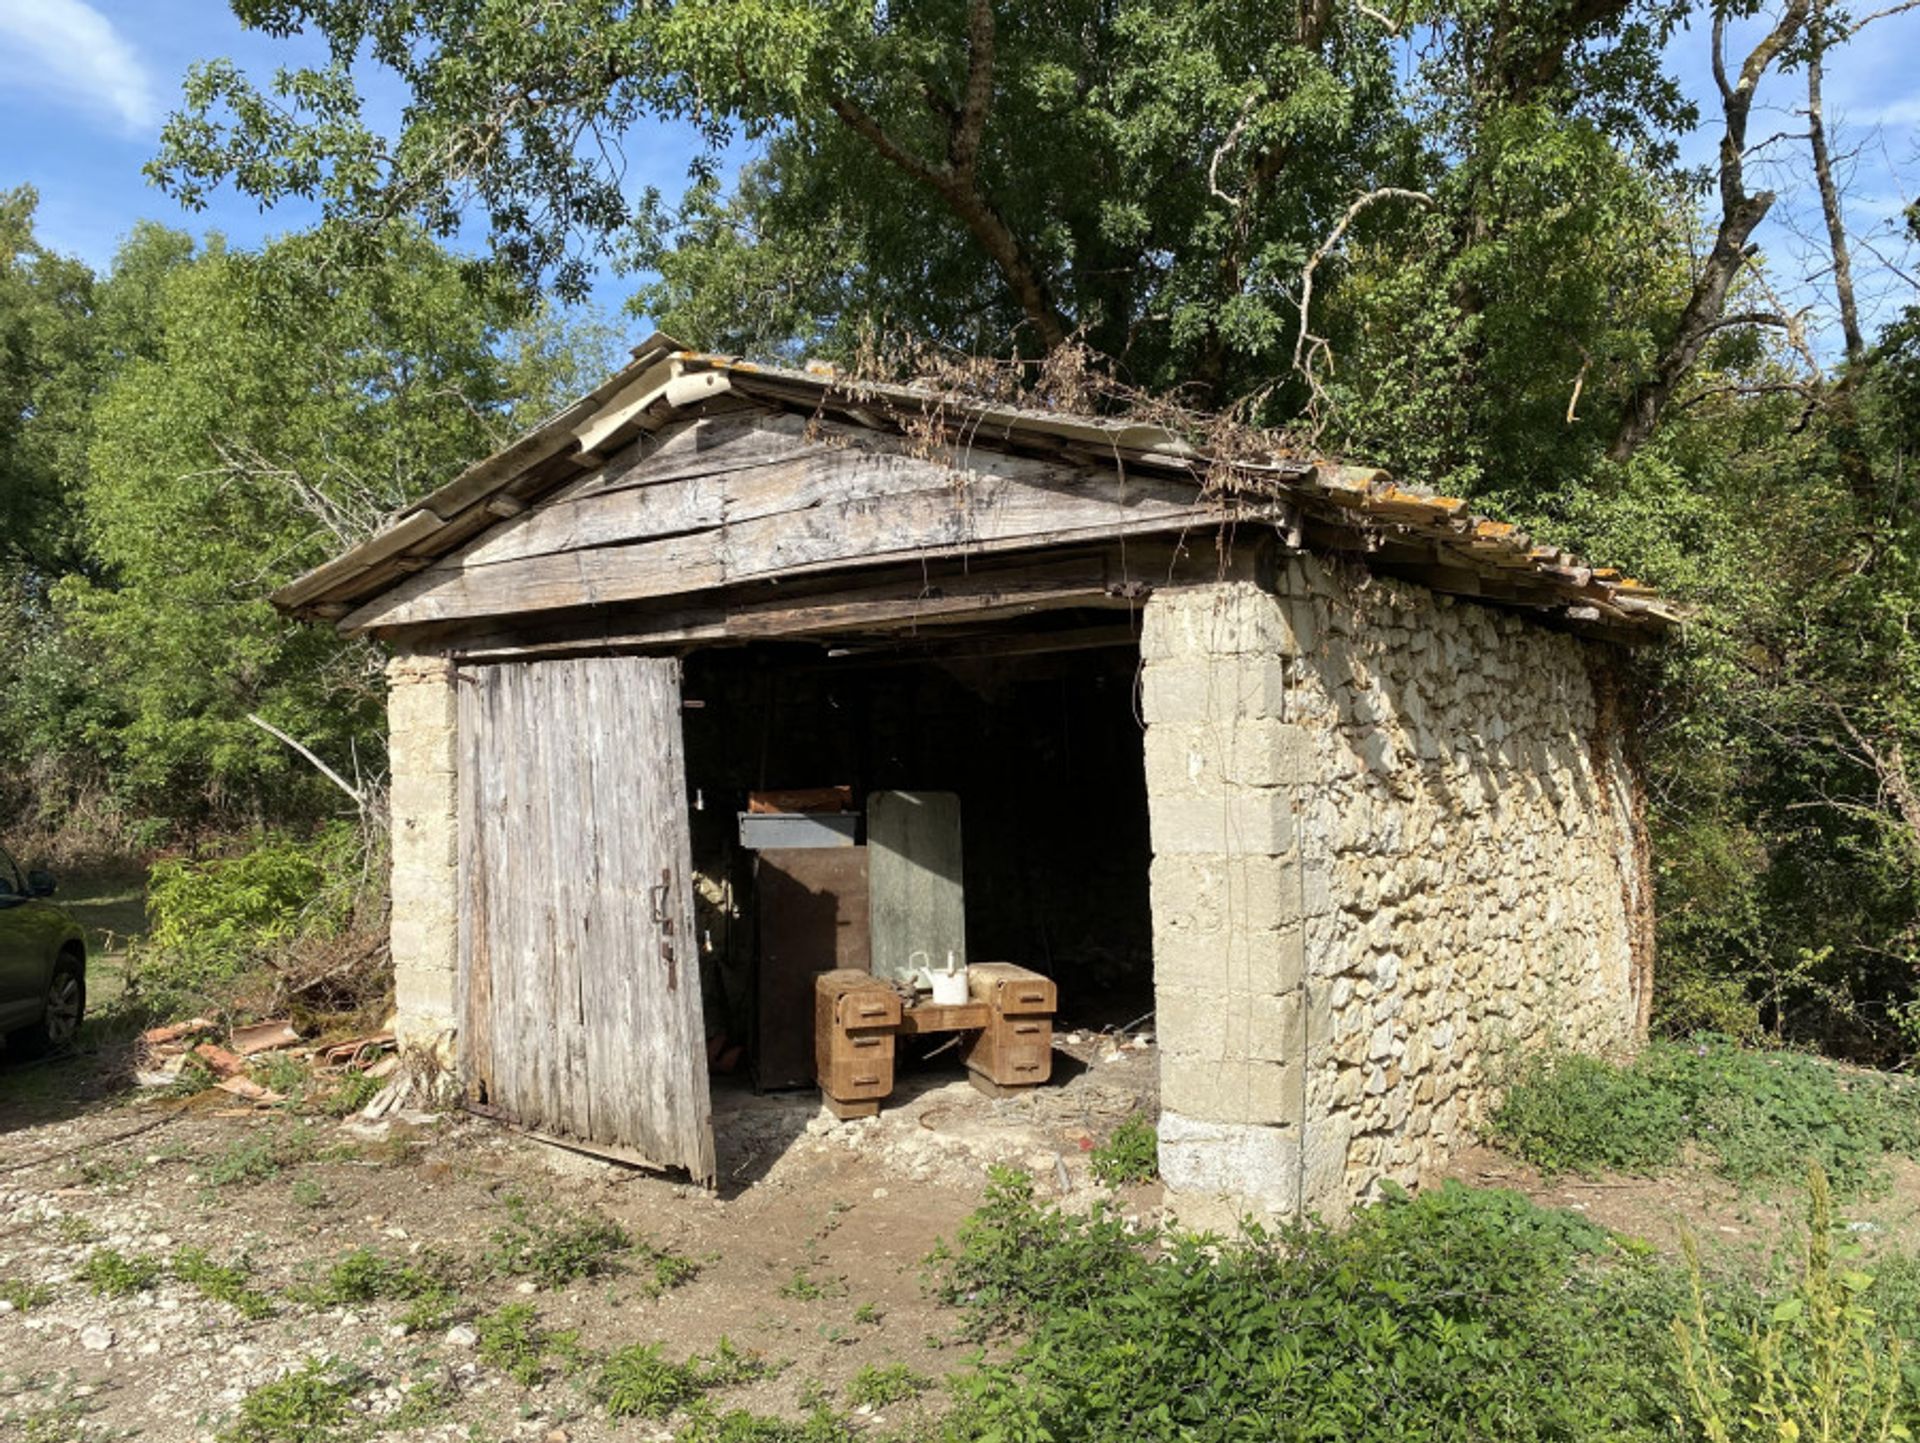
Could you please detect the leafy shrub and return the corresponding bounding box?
[476,1302,571,1386]
[932,1168,1149,1335]
[79,1248,163,1297]
[138,824,361,1006]
[172,1247,274,1319]
[298,1247,448,1307]
[845,1363,929,1408]
[0,1278,53,1311]
[1089,1114,1159,1186]
[1492,1038,1920,1193]
[594,1337,776,1421]
[1676,1167,1911,1442]
[488,1193,629,1286]
[939,1175,1690,1442]
[220,1359,362,1443]
[203,1124,318,1187]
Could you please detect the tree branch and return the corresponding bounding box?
[1608,0,1810,461]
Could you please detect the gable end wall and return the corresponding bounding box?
[1143,554,1646,1223]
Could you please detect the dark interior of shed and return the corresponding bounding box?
[679,627,1154,1090]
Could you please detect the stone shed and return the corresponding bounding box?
[274,334,1675,1219]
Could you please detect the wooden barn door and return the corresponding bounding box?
[456,656,715,1184]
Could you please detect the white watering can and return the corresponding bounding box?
[909,950,971,1006]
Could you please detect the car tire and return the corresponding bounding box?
[11,953,85,1058]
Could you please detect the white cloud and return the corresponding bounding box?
[0,0,159,135]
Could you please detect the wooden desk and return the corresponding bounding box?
[814,966,1057,1118]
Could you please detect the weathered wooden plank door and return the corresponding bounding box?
[456,655,714,1184]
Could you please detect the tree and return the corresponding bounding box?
[15,226,613,830]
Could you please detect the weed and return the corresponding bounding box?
[778,1267,844,1301]
[852,1301,882,1326]
[487,1194,629,1287]
[1089,1114,1159,1186]
[475,1302,578,1387]
[388,1375,456,1428]
[1491,1037,1920,1193]
[170,1052,217,1097]
[203,1124,317,1187]
[289,1178,327,1209]
[0,1278,54,1311]
[641,1244,701,1296]
[677,1403,861,1443]
[1676,1166,1909,1441]
[937,1170,1694,1441]
[172,1247,275,1319]
[297,1247,450,1308]
[594,1337,777,1421]
[323,1071,383,1117]
[78,1247,164,1297]
[220,1358,363,1443]
[52,1214,99,1245]
[846,1364,930,1409]
[253,1054,309,1100]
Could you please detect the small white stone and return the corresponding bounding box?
[446,1324,479,1348]
[515,1280,538,1294]
[870,1187,889,1200]
[81,1324,114,1351]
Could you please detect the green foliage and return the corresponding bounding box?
[78,1249,163,1297]
[1089,1114,1159,1186]
[322,1072,384,1118]
[298,1248,449,1308]
[136,824,361,1005]
[220,1359,362,1443]
[171,1247,275,1320]
[933,1168,1149,1337]
[845,1364,929,1409]
[0,1278,54,1312]
[938,1175,1689,1442]
[203,1124,319,1187]
[1676,1168,1912,1443]
[593,1337,776,1421]
[487,1194,630,1287]
[676,1402,862,1443]
[1491,1040,1920,1194]
[475,1302,574,1387]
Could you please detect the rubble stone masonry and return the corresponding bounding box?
[386,650,461,1052]
[1143,553,1649,1222]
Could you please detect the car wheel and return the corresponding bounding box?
[11,954,85,1058]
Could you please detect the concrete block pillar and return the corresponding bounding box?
[1142,578,1334,1222]
[386,650,460,1053]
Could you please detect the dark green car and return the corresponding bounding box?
[0,844,86,1055]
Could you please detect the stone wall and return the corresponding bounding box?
[386,650,460,1052]
[1143,553,1648,1222]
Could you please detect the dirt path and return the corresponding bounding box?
[0,1037,1161,1442]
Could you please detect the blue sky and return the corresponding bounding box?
[1,0,1916,350]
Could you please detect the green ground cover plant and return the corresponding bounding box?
[1491,1037,1920,1193]
[1088,1114,1159,1187]
[593,1336,778,1421]
[931,1166,1920,1443]
[487,1193,630,1286]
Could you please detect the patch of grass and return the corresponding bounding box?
[593,1337,778,1421]
[1490,1036,1920,1193]
[845,1364,930,1409]
[1,1278,54,1311]
[220,1359,365,1443]
[171,1246,275,1320]
[203,1123,318,1187]
[1089,1114,1158,1186]
[487,1194,629,1287]
[78,1247,164,1297]
[474,1302,579,1387]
